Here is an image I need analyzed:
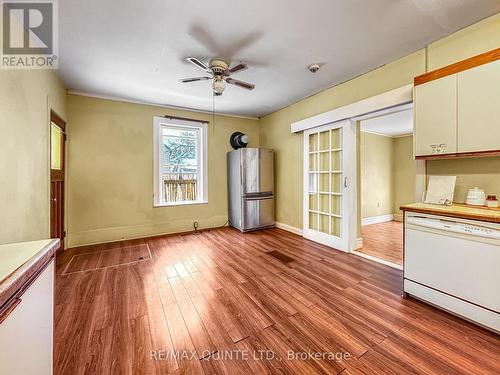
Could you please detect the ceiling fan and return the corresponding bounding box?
[180,57,255,96]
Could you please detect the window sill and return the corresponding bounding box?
[154,200,208,208]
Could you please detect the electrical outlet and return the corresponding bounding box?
[193,221,199,230]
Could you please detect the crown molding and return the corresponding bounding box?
[67,90,260,120]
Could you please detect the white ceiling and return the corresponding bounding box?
[361,109,413,137]
[58,0,500,118]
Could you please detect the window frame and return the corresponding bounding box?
[153,116,208,207]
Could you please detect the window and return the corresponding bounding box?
[50,122,64,170]
[153,116,208,206]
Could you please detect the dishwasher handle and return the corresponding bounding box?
[407,216,457,227]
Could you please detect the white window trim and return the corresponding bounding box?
[153,116,208,207]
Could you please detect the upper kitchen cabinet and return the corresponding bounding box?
[413,48,500,159]
[414,74,457,156]
[458,60,500,153]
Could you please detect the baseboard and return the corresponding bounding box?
[275,222,303,236]
[393,213,403,222]
[356,237,363,249]
[67,215,228,248]
[351,250,403,270]
[361,214,394,226]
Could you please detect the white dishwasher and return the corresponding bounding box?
[404,212,500,332]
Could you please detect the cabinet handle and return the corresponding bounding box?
[430,143,447,154]
[0,297,22,324]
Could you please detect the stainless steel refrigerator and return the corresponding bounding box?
[227,148,275,232]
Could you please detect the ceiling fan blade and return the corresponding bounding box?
[180,77,211,83]
[229,63,248,74]
[186,57,212,73]
[226,77,255,90]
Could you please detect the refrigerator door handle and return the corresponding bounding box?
[244,191,273,198]
[245,195,274,201]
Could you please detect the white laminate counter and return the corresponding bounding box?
[400,202,500,223]
[0,240,54,282]
[0,240,57,375]
[0,239,59,308]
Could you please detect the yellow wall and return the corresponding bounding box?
[427,157,500,203]
[3,14,498,247]
[360,134,416,221]
[393,136,416,217]
[426,14,500,71]
[260,50,425,229]
[66,95,259,247]
[360,132,393,219]
[259,13,500,231]
[0,70,66,245]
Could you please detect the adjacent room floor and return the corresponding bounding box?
[359,221,403,266]
[54,227,499,374]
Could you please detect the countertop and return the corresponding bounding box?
[0,239,59,308]
[400,202,500,223]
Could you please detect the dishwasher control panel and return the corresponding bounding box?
[407,215,500,240]
[460,224,500,238]
[463,224,490,235]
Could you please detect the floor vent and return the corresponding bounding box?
[266,250,295,263]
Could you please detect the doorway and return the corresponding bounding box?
[303,120,356,252]
[353,105,415,268]
[50,111,66,251]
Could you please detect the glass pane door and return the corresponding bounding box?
[50,112,66,251]
[304,121,353,251]
[51,122,64,170]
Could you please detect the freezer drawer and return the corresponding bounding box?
[242,196,275,231]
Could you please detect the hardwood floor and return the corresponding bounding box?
[54,227,500,374]
[359,221,403,265]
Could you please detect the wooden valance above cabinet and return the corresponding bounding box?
[413,48,500,160]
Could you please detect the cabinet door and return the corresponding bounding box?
[458,60,500,153]
[0,261,54,375]
[414,74,457,156]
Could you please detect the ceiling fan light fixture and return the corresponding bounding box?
[183,56,255,96]
[209,58,229,75]
[212,76,225,95]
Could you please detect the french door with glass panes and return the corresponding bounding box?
[303,120,355,252]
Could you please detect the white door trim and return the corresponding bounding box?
[302,119,356,252]
[351,250,403,270]
[291,84,413,133]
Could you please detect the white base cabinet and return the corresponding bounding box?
[0,260,54,375]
